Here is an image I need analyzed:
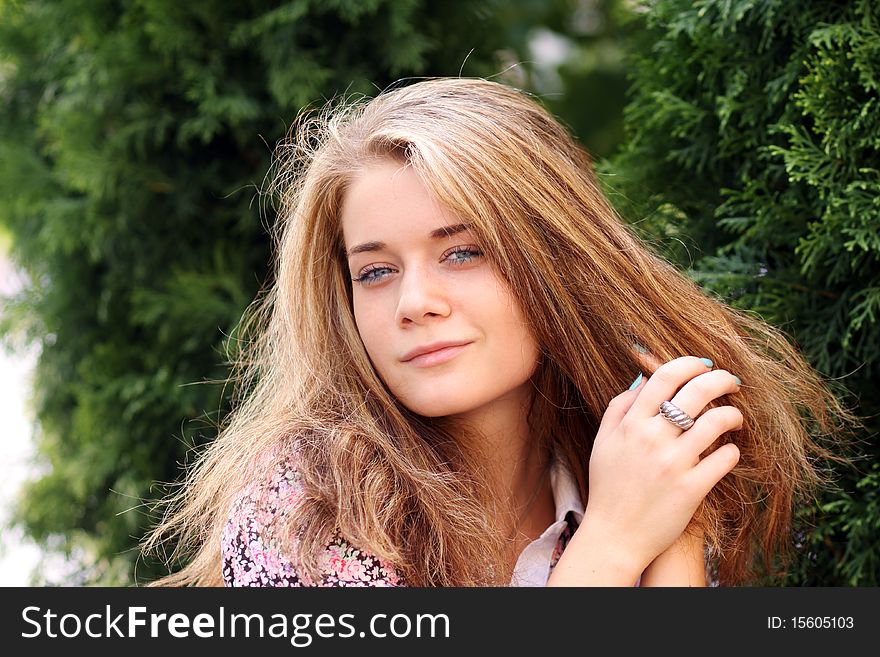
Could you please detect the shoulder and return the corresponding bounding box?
[221,455,405,587]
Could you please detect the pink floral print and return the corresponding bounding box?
[222,458,575,587]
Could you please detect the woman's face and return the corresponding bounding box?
[340,159,540,418]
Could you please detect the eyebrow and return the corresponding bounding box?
[345,222,474,258]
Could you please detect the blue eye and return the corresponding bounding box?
[353,265,394,286]
[444,245,484,264]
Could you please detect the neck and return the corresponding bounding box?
[451,384,552,528]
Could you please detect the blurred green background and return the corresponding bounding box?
[0,0,876,586]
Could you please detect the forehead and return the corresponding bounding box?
[340,160,457,246]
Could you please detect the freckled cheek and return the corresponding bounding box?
[352,302,394,367]
[503,323,539,366]
[494,301,540,373]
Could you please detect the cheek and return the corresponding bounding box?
[494,296,540,371]
[502,320,540,372]
[352,299,387,359]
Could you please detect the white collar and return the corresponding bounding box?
[509,454,584,586]
[550,455,585,525]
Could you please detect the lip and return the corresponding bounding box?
[401,341,472,367]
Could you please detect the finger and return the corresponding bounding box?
[688,443,740,498]
[597,382,643,436]
[629,355,715,419]
[677,406,743,462]
[668,369,741,420]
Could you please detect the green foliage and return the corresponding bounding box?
[0,0,513,584]
[489,0,644,159]
[609,0,880,584]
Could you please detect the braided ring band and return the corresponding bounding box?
[659,401,695,431]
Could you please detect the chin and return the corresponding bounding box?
[402,399,469,418]
[394,389,479,418]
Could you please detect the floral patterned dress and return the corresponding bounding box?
[221,459,576,587]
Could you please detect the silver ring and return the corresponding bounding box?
[659,401,695,431]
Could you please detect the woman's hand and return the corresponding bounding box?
[555,354,742,584]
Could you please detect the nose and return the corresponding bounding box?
[395,264,452,325]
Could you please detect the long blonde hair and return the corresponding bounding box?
[143,78,860,586]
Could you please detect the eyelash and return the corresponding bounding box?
[352,245,485,286]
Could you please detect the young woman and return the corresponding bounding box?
[144,78,858,587]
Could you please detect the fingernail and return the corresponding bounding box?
[734,376,742,386]
[628,372,643,390]
[633,342,648,354]
[699,357,714,368]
